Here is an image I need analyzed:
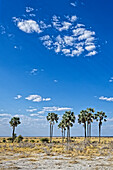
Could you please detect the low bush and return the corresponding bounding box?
[16,135,23,143]
[7,137,13,142]
[30,139,35,143]
[24,139,28,142]
[40,138,49,143]
[2,138,6,143]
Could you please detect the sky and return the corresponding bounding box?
[0,0,113,137]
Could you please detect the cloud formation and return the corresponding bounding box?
[99,96,113,102]
[14,95,22,100]
[25,95,51,102]
[38,106,72,114]
[13,8,98,57]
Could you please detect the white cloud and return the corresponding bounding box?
[38,106,72,114]
[26,108,37,112]
[30,68,38,75]
[0,25,6,34]
[99,96,113,102]
[43,98,51,101]
[13,18,42,33]
[66,15,77,22]
[14,95,22,100]
[0,114,11,117]
[25,95,51,102]
[26,7,34,13]
[70,2,77,7]
[13,13,98,57]
[85,45,96,51]
[86,50,97,56]
[109,77,113,82]
[25,95,42,102]
[78,30,95,41]
[54,80,58,83]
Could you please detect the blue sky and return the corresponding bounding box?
[0,0,113,136]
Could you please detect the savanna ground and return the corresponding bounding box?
[0,137,113,170]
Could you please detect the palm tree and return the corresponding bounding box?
[9,117,21,142]
[78,110,88,138]
[94,111,107,143]
[62,111,75,144]
[86,108,95,137]
[47,113,59,143]
[58,120,66,144]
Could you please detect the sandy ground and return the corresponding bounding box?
[0,153,113,170]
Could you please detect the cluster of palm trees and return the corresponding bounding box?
[9,108,107,143]
[47,108,107,143]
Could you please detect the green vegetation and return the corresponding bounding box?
[9,117,21,142]
[46,112,59,143]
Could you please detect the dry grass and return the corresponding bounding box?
[0,137,113,161]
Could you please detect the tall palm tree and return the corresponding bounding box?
[86,108,95,137]
[58,120,66,144]
[78,110,88,138]
[9,117,21,142]
[47,113,59,143]
[62,111,75,144]
[94,111,107,143]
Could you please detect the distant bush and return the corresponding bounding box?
[24,139,28,143]
[2,138,6,143]
[40,138,49,143]
[30,139,35,143]
[16,135,23,143]
[36,140,39,143]
[7,137,12,142]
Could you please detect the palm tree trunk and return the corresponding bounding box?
[12,126,15,143]
[90,123,91,138]
[62,129,63,145]
[84,123,86,138]
[50,123,51,143]
[87,123,89,137]
[99,123,101,143]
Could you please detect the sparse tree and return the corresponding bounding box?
[78,110,88,138]
[94,111,107,143]
[9,117,21,142]
[47,113,59,143]
[62,111,75,145]
[86,108,95,137]
[58,120,66,144]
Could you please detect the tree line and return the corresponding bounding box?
[46,108,107,143]
[9,107,107,143]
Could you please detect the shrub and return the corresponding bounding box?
[30,140,35,143]
[24,139,28,143]
[2,138,6,143]
[40,138,49,143]
[16,135,23,143]
[7,137,13,142]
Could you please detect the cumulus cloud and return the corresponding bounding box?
[25,95,51,102]
[0,114,11,117]
[54,80,58,83]
[38,106,72,114]
[26,108,37,112]
[70,2,77,7]
[0,25,6,34]
[13,18,42,33]
[40,15,98,57]
[14,95,22,100]
[30,68,38,75]
[99,96,113,102]
[109,77,113,83]
[86,50,97,56]
[13,12,98,57]
[26,7,34,13]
